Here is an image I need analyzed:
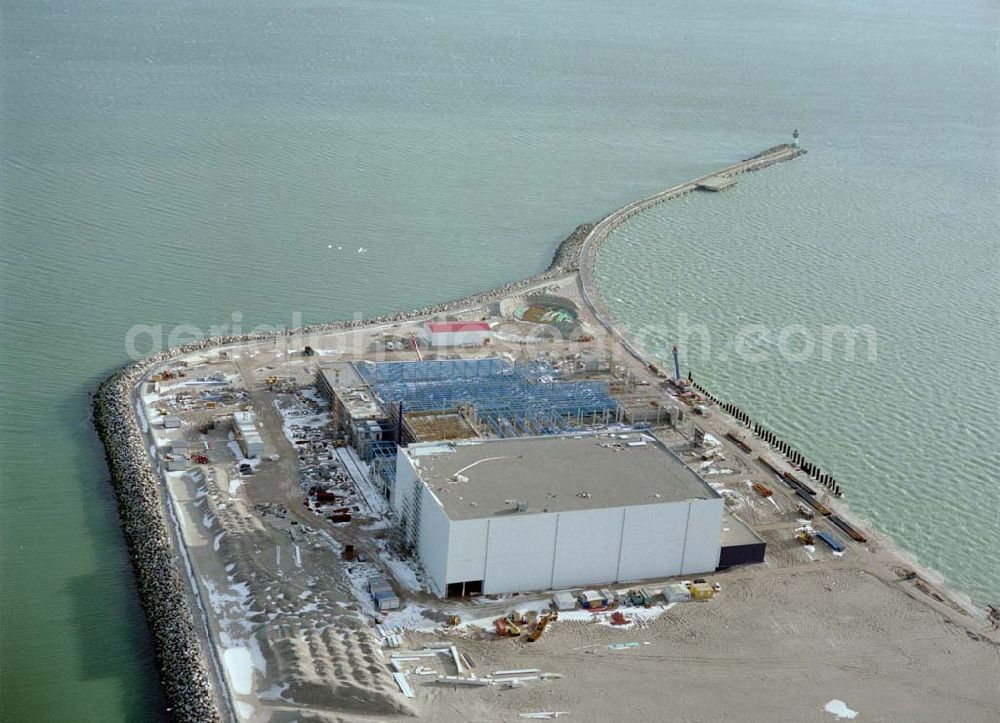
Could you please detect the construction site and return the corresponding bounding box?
[127,270,1000,722]
[106,145,1000,722]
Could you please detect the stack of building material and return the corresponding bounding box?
[232,411,264,458]
[369,575,400,611]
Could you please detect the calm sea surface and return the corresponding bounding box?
[1,0,996,718]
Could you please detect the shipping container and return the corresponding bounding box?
[690,583,715,600]
[663,583,691,603]
[375,594,400,611]
[552,592,577,611]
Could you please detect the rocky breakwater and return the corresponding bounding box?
[94,369,221,722]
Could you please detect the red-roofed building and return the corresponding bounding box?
[422,321,492,348]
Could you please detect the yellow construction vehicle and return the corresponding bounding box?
[527,612,553,642]
[494,617,521,637]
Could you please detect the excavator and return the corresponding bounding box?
[527,611,554,642]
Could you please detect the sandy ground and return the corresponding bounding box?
[138,275,1000,722]
[406,563,1000,722]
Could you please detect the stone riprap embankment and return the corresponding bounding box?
[94,375,221,722]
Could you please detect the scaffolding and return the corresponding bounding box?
[356,358,504,384]
[370,441,398,500]
[391,452,422,555]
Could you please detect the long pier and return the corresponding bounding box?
[577,142,806,362]
[574,143,854,500]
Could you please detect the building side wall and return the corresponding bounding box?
[391,448,418,515]
[427,499,723,596]
[484,514,558,594]
[416,486,450,596]
[680,498,725,574]
[428,330,489,348]
[550,507,625,589]
[446,518,489,585]
[617,502,690,581]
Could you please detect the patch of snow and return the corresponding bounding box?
[379,548,423,593]
[234,701,254,720]
[223,647,254,695]
[824,699,858,720]
[258,684,289,701]
[135,400,149,433]
[317,530,343,553]
[381,602,438,630]
[228,477,242,496]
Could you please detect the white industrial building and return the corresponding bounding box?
[391,433,724,597]
[421,321,491,348]
[233,411,264,459]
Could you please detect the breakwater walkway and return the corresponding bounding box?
[577,143,806,362]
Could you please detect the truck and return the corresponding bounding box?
[628,588,653,607]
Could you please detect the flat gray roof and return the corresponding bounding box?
[318,362,366,389]
[408,433,718,521]
[318,363,383,419]
[720,511,765,547]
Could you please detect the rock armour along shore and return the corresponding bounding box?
[91,224,593,721]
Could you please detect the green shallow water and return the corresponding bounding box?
[1,0,996,718]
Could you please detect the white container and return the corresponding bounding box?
[663,583,691,603]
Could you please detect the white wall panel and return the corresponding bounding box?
[483,514,558,594]
[417,487,450,596]
[392,449,418,515]
[617,502,689,581]
[681,498,724,574]
[446,519,489,584]
[551,508,624,589]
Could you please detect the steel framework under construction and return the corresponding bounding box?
[356,358,622,439]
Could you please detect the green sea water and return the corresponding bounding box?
[1,0,996,718]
